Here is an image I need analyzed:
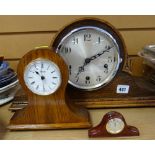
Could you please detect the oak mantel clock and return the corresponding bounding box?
[52,18,126,90]
[9,47,91,130]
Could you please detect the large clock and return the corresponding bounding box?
[52,18,125,90]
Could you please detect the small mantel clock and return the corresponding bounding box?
[9,47,91,130]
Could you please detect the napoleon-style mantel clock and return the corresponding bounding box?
[89,111,139,138]
[52,18,125,90]
[9,47,91,130]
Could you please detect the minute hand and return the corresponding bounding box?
[87,46,113,62]
[75,46,113,78]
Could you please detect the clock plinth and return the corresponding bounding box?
[8,48,91,130]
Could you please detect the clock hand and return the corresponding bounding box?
[86,45,113,63]
[35,71,45,80]
[75,46,113,77]
[35,71,40,76]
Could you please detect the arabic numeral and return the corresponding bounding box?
[104,69,108,74]
[84,34,91,41]
[98,37,101,44]
[108,56,113,63]
[119,87,126,92]
[69,65,72,75]
[96,76,102,82]
[85,76,91,84]
[72,37,78,44]
[61,47,71,54]
[105,45,111,50]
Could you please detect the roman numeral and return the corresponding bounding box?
[36,85,39,90]
[51,70,55,74]
[31,81,35,85]
[52,82,56,85]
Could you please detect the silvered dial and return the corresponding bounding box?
[106,118,125,134]
[56,27,122,90]
[24,59,61,95]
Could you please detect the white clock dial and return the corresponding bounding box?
[106,118,125,134]
[56,27,121,90]
[24,59,61,95]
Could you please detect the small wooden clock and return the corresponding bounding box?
[88,111,139,138]
[9,47,91,130]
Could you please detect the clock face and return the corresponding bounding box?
[24,59,61,95]
[106,118,125,134]
[55,26,122,90]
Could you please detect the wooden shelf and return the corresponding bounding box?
[0,103,155,139]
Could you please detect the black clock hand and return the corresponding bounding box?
[35,71,40,76]
[35,71,45,80]
[75,46,113,77]
[86,45,113,63]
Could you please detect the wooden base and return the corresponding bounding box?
[69,72,155,108]
[9,72,155,111]
[9,122,91,131]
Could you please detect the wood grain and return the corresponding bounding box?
[1,104,155,139]
[9,48,91,130]
[11,72,155,109]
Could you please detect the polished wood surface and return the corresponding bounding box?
[1,104,155,139]
[9,71,155,110]
[89,111,139,137]
[69,72,155,108]
[9,48,91,130]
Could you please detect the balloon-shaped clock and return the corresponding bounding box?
[9,47,91,130]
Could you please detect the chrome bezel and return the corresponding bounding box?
[56,26,122,91]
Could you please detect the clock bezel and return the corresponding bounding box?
[106,117,125,134]
[52,18,126,91]
[24,58,62,96]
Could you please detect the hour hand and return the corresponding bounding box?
[75,46,113,77]
[35,71,41,76]
[75,66,84,78]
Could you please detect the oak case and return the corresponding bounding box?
[9,48,91,130]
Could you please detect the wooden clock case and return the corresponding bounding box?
[51,18,155,108]
[9,18,155,111]
[9,48,91,130]
[88,111,139,138]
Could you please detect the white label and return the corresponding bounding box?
[116,85,129,94]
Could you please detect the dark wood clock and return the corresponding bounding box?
[9,47,91,130]
[88,111,139,138]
